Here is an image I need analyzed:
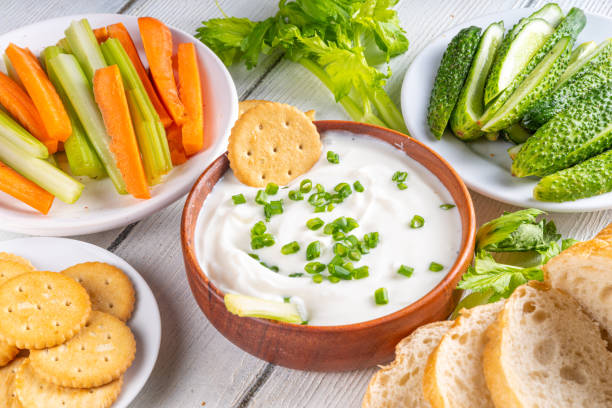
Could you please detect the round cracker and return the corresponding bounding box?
[61,262,135,321]
[0,357,24,408]
[0,261,35,287]
[228,102,321,187]
[0,340,19,367]
[15,359,122,408]
[0,272,91,349]
[29,311,136,388]
[0,253,34,270]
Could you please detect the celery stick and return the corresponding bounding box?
[47,154,58,167]
[100,39,172,172]
[48,54,126,194]
[56,38,73,54]
[0,110,48,158]
[43,46,106,179]
[0,137,83,203]
[2,54,24,88]
[126,89,164,185]
[65,19,107,84]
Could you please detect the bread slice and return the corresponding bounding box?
[544,223,612,335]
[483,282,612,408]
[362,321,452,408]
[423,301,504,408]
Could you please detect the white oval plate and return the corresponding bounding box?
[401,8,612,212]
[0,14,238,235]
[0,237,160,407]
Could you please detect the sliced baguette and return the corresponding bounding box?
[423,301,504,408]
[544,223,612,335]
[362,321,452,408]
[483,282,612,408]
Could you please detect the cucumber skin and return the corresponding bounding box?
[513,81,612,177]
[482,37,572,132]
[450,22,504,140]
[479,8,586,126]
[427,26,481,139]
[534,148,612,202]
[522,58,612,130]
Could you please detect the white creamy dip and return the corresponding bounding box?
[195,131,462,325]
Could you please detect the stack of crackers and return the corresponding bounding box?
[0,253,137,408]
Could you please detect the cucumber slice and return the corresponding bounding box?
[480,8,586,127]
[527,3,564,28]
[450,21,504,140]
[224,293,303,324]
[502,123,532,144]
[557,38,612,86]
[568,41,597,66]
[508,143,523,160]
[484,19,553,105]
[481,36,572,133]
[427,26,482,139]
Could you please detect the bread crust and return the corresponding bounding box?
[544,223,612,269]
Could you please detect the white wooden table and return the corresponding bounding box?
[1,0,611,406]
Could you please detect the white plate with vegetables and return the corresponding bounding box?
[401,5,612,212]
[0,14,238,236]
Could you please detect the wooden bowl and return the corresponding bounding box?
[181,121,476,371]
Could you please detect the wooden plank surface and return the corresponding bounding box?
[1,1,611,407]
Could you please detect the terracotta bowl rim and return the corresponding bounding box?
[182,120,476,332]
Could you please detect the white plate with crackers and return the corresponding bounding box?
[0,14,238,236]
[0,237,161,408]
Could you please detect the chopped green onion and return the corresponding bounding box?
[262,262,279,272]
[288,190,303,201]
[397,265,414,278]
[326,203,334,212]
[397,182,408,190]
[392,171,407,182]
[265,182,279,195]
[345,235,359,247]
[334,182,352,198]
[232,194,246,205]
[429,262,444,272]
[348,250,361,261]
[314,206,326,213]
[358,242,370,255]
[329,264,352,280]
[342,262,354,271]
[288,273,303,277]
[346,218,359,232]
[264,199,283,220]
[374,288,389,305]
[306,241,321,260]
[333,243,348,257]
[352,266,369,279]
[440,203,456,210]
[328,276,340,283]
[312,274,323,284]
[281,241,300,255]
[410,215,425,229]
[327,151,339,164]
[353,181,364,192]
[255,190,268,205]
[306,218,324,230]
[323,223,338,235]
[251,221,267,236]
[308,192,330,207]
[329,255,344,266]
[304,262,325,274]
[300,179,312,193]
[363,232,379,249]
[315,183,325,193]
[248,253,260,260]
[251,233,275,250]
[332,231,346,241]
[283,296,291,303]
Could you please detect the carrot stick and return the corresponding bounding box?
[0,71,58,153]
[138,17,185,125]
[93,27,109,43]
[107,23,173,128]
[165,123,187,165]
[0,161,54,214]
[93,65,150,199]
[177,43,204,156]
[6,43,71,142]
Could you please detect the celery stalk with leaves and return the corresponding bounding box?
[196,0,409,133]
[42,46,106,179]
[454,209,577,315]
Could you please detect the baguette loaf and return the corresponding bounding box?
[362,321,452,408]
[423,301,503,408]
[544,223,612,335]
[483,283,612,408]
